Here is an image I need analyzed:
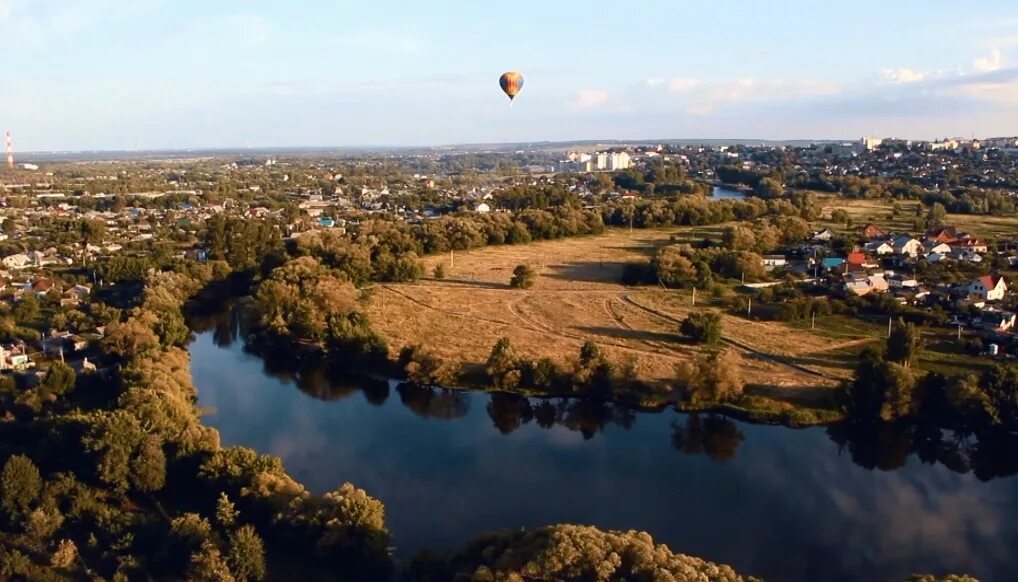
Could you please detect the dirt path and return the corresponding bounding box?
[619,293,834,382]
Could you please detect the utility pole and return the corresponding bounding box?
[811,311,816,330]
[691,286,696,308]
[888,316,892,338]
[747,296,752,318]
[957,324,962,341]
[450,250,454,269]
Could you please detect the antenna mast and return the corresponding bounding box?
[5,132,13,169]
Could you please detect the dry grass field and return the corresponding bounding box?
[364,228,865,409]
[817,196,1018,239]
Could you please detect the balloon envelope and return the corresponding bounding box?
[499,72,524,101]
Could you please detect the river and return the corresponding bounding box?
[711,185,747,200]
[189,309,1018,581]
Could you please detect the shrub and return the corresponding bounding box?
[679,311,723,345]
[509,264,536,289]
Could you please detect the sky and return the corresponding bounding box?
[2,0,1018,150]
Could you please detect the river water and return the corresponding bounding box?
[711,185,747,200]
[189,310,1018,581]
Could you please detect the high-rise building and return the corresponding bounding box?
[607,152,631,170]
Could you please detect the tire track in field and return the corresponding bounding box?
[619,293,834,382]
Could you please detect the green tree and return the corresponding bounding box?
[509,264,537,289]
[130,435,167,492]
[216,492,239,528]
[927,202,948,225]
[680,311,723,345]
[1,455,42,520]
[675,350,744,405]
[41,361,76,397]
[887,319,924,368]
[12,293,40,326]
[228,525,267,581]
[432,263,446,280]
[831,208,850,226]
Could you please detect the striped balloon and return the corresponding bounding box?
[499,71,524,101]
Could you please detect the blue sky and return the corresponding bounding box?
[2,0,1018,150]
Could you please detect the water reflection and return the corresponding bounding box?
[187,305,1018,580]
[671,415,745,461]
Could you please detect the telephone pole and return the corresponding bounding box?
[691,286,696,308]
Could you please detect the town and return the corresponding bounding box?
[0,136,1016,382]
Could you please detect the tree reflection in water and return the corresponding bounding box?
[396,383,471,420]
[189,303,1018,479]
[671,415,745,461]
[827,422,1018,480]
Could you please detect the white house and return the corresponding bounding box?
[812,229,835,242]
[1,254,31,270]
[474,203,491,213]
[923,241,952,255]
[864,241,894,255]
[968,275,1008,302]
[761,255,787,269]
[892,236,922,257]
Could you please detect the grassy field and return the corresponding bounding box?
[817,195,1018,239]
[364,228,869,412]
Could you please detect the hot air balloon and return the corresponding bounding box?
[499,71,524,102]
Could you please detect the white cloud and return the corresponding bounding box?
[881,68,925,84]
[567,89,610,109]
[644,77,702,92]
[667,78,701,93]
[973,48,1003,72]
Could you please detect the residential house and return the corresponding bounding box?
[2,254,31,270]
[892,235,922,257]
[61,284,90,306]
[475,203,492,213]
[974,310,1017,333]
[864,241,894,255]
[923,240,952,255]
[887,274,919,289]
[968,275,1008,302]
[811,229,835,242]
[761,255,787,269]
[821,257,845,271]
[0,344,34,371]
[844,273,889,296]
[861,224,887,239]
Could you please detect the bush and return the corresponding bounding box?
[509,264,537,289]
[679,311,723,345]
[432,263,446,280]
[675,350,744,405]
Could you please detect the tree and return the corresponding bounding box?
[41,361,76,397]
[189,541,236,582]
[652,246,696,287]
[509,264,536,289]
[675,350,744,405]
[680,311,723,345]
[130,435,167,492]
[216,492,239,528]
[408,524,745,581]
[486,338,520,390]
[831,208,850,226]
[927,202,948,225]
[228,525,266,581]
[887,319,924,368]
[12,293,39,326]
[432,263,446,280]
[1,455,41,520]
